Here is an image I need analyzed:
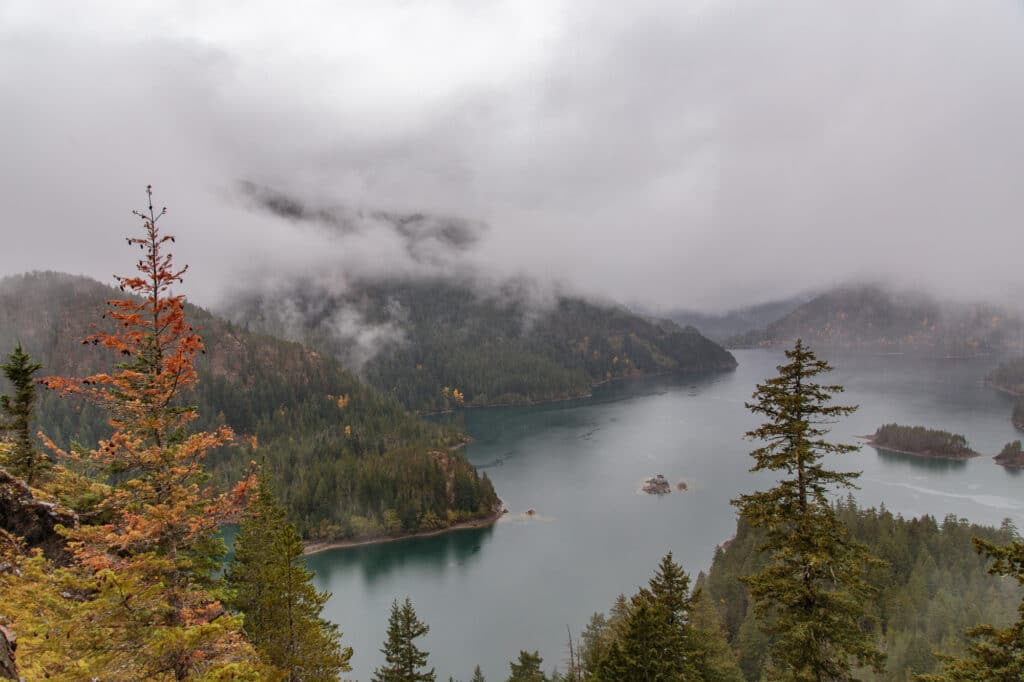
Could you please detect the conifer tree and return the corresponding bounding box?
[917,538,1024,682]
[0,344,44,483]
[227,466,352,680]
[648,552,703,679]
[470,664,486,682]
[578,612,611,676]
[507,651,547,682]
[583,553,740,681]
[592,594,676,682]
[688,586,744,682]
[732,339,884,680]
[37,187,265,678]
[373,597,436,682]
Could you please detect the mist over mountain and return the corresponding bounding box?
[240,181,489,269]
[5,3,1024,680]
[3,1,1023,312]
[649,295,814,345]
[728,284,1024,357]
[224,273,737,413]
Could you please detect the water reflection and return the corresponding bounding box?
[871,447,970,472]
[306,523,495,585]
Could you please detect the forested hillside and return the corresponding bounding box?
[704,500,1022,681]
[0,271,497,540]
[228,277,737,412]
[729,285,1024,357]
[987,356,1024,395]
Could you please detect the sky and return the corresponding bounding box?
[1,0,1023,313]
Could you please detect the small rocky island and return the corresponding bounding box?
[642,474,677,495]
[865,423,979,460]
[994,440,1024,468]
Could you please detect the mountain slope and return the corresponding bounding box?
[0,272,498,540]
[728,285,1024,357]
[227,277,738,412]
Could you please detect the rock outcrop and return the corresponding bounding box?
[0,468,76,564]
[643,474,672,495]
[0,625,16,680]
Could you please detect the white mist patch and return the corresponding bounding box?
[324,300,408,372]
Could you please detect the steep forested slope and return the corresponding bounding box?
[704,500,1021,681]
[228,277,738,412]
[0,272,497,540]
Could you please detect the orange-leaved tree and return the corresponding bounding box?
[36,186,269,680]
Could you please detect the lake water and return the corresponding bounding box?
[306,349,1023,681]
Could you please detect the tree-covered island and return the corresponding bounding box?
[994,440,1024,468]
[865,424,979,460]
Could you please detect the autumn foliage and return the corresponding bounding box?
[9,187,267,679]
[41,187,249,570]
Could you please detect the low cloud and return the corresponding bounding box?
[1,0,1022,313]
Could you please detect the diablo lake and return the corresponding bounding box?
[305,349,1023,680]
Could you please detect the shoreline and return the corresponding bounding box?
[858,436,979,461]
[418,364,738,416]
[984,379,1024,398]
[302,506,505,556]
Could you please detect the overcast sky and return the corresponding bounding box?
[1,0,1023,312]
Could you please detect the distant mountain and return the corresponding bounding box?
[727,285,1024,357]
[0,272,497,540]
[662,295,812,345]
[225,277,738,412]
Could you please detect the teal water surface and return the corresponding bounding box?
[305,349,1023,680]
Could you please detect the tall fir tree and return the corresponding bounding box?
[917,538,1024,682]
[373,597,436,682]
[648,551,695,668]
[0,343,45,483]
[589,553,738,681]
[731,339,884,680]
[227,466,352,680]
[592,593,677,682]
[470,664,487,682]
[35,187,266,679]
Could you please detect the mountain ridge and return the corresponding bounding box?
[727,284,1024,357]
[224,275,738,413]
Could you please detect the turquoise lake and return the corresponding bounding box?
[305,349,1023,680]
